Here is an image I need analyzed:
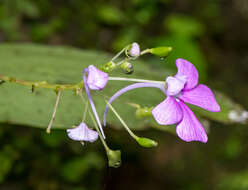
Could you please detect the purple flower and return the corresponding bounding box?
[67,122,98,142]
[87,65,108,91]
[103,58,220,143]
[129,42,140,57]
[83,65,109,138]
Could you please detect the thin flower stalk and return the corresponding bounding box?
[46,90,62,133]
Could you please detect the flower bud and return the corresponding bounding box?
[149,46,173,57]
[67,123,98,142]
[107,149,121,168]
[121,61,133,74]
[100,61,116,73]
[129,42,140,57]
[86,65,108,90]
[136,137,158,148]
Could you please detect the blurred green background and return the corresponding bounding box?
[0,0,248,189]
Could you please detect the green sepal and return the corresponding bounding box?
[107,149,121,168]
[136,137,158,148]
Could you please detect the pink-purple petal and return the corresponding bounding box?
[67,123,98,142]
[152,96,183,125]
[175,58,198,90]
[176,101,208,143]
[87,65,108,91]
[166,76,186,96]
[180,84,220,112]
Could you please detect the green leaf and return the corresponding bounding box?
[0,43,166,130]
[0,43,246,132]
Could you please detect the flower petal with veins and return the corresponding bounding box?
[67,123,98,142]
[176,101,208,143]
[152,96,183,125]
[175,58,198,90]
[180,84,220,112]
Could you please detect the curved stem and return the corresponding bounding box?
[103,82,165,126]
[83,68,106,139]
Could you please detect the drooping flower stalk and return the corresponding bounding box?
[103,82,166,126]
[83,68,106,138]
[79,92,121,167]
[105,100,157,148]
[46,89,62,133]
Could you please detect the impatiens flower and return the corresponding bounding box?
[129,42,140,57]
[67,122,98,142]
[87,65,109,91]
[83,65,109,138]
[103,58,220,143]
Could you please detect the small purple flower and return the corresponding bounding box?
[129,42,140,57]
[103,58,220,143]
[83,65,109,138]
[87,65,108,91]
[67,122,98,142]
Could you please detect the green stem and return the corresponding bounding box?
[105,100,138,140]
[46,90,62,133]
[0,74,83,91]
[89,110,109,151]
[109,77,164,84]
[79,92,109,151]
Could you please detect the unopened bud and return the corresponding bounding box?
[129,42,140,57]
[121,61,133,74]
[149,46,173,57]
[136,137,158,148]
[101,61,116,73]
[107,149,122,168]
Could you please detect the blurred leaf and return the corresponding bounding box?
[217,171,248,190]
[96,5,123,25]
[60,152,104,183]
[165,14,205,37]
[0,146,18,183]
[154,35,208,81]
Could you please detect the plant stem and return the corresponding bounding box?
[0,74,83,91]
[79,92,109,151]
[111,47,127,61]
[109,77,164,84]
[105,100,138,140]
[89,110,109,151]
[46,90,62,133]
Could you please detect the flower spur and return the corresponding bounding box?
[103,58,220,143]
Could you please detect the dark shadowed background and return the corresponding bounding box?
[0,0,248,189]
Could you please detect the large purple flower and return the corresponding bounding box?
[103,58,220,143]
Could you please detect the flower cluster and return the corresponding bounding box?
[65,42,220,167]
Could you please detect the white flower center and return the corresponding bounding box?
[166,75,187,97]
